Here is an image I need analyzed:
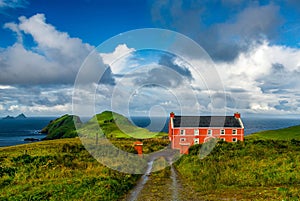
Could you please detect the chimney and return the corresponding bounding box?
[170,112,175,118]
[234,112,241,119]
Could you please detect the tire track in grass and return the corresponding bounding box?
[125,160,154,201]
[170,164,179,201]
[122,150,181,201]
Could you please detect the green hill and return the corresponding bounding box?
[41,111,167,141]
[41,114,82,140]
[78,111,166,139]
[246,124,300,140]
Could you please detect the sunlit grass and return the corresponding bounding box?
[175,131,300,200]
[246,125,300,140]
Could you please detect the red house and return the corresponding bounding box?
[169,112,244,154]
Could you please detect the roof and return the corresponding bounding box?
[172,116,242,128]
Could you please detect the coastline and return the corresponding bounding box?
[1,116,300,148]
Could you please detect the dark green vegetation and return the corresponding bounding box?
[41,114,82,140]
[0,138,140,200]
[174,125,300,200]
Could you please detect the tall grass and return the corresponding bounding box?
[0,138,140,200]
[175,139,300,200]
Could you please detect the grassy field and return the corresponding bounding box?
[0,138,170,200]
[0,138,142,200]
[246,125,300,140]
[0,111,171,200]
[174,125,300,200]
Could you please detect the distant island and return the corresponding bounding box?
[2,113,27,120]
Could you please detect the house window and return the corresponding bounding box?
[220,129,225,135]
[180,138,186,142]
[232,129,237,135]
[180,129,185,135]
[194,138,199,144]
[232,138,237,142]
[220,138,226,142]
[207,129,212,136]
[194,129,199,135]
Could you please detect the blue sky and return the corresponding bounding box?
[0,0,153,47]
[1,0,300,117]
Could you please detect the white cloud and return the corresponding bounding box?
[0,85,15,89]
[100,44,135,74]
[18,14,93,59]
[0,85,74,116]
[103,40,300,116]
[26,104,71,114]
[215,40,300,114]
[0,13,96,84]
[8,105,19,111]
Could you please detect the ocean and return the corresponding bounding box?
[0,117,53,147]
[0,116,300,147]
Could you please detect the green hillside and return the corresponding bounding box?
[79,111,167,139]
[246,124,300,140]
[41,111,167,140]
[41,114,82,140]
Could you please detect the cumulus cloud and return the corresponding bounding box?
[216,41,300,114]
[103,40,300,116]
[100,44,135,74]
[0,85,74,115]
[0,13,117,115]
[0,13,115,85]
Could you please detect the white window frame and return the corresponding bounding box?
[232,129,237,135]
[194,138,199,144]
[180,129,185,135]
[207,129,212,136]
[232,137,237,142]
[180,138,186,142]
[194,129,199,135]
[220,138,226,142]
[220,129,225,135]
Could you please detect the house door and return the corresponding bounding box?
[194,138,199,144]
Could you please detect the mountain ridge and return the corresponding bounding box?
[2,113,27,119]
